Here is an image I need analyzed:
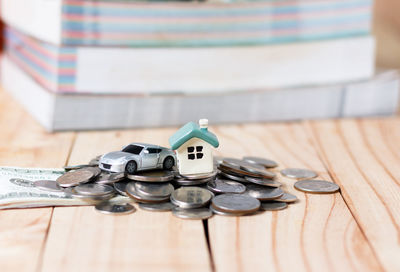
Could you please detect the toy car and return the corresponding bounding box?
[99,143,176,174]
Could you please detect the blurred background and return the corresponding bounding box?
[374,0,400,68]
[0,0,399,131]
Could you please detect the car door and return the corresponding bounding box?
[141,148,160,169]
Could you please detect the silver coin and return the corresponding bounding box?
[260,201,288,211]
[244,176,281,187]
[211,194,260,214]
[113,181,130,196]
[281,168,318,179]
[63,164,92,171]
[135,182,174,198]
[95,203,135,215]
[126,182,170,203]
[173,177,212,186]
[222,158,245,168]
[170,187,213,209]
[218,163,261,178]
[219,172,248,183]
[213,156,224,166]
[96,172,125,184]
[242,156,278,168]
[209,205,252,216]
[244,184,284,201]
[33,180,63,192]
[64,187,115,202]
[207,179,246,194]
[127,170,175,182]
[294,180,340,194]
[180,171,218,180]
[89,155,102,166]
[81,167,102,178]
[56,170,94,188]
[276,192,298,203]
[172,207,213,220]
[74,184,115,196]
[239,161,276,179]
[139,202,176,212]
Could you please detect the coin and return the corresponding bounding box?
[242,156,278,168]
[207,178,246,194]
[211,194,260,214]
[139,202,176,212]
[89,155,102,166]
[210,205,242,216]
[126,182,170,203]
[244,176,281,188]
[218,163,261,178]
[127,170,175,182]
[239,161,276,179]
[63,165,92,171]
[74,184,115,196]
[81,167,101,178]
[95,203,135,215]
[96,172,125,184]
[294,180,340,194]
[213,156,224,166]
[56,170,94,188]
[219,172,248,183]
[276,192,298,203]
[173,178,211,186]
[281,168,318,179]
[114,180,130,196]
[222,158,245,168]
[135,182,174,198]
[260,201,288,211]
[170,187,213,209]
[172,207,213,220]
[244,184,284,201]
[64,187,115,202]
[180,171,217,180]
[33,180,63,192]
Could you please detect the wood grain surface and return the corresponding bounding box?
[0,88,400,272]
[0,90,75,272]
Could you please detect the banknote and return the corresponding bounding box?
[0,166,130,209]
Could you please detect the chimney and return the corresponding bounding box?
[199,119,209,130]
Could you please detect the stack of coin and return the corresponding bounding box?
[174,171,217,186]
[33,155,340,218]
[64,184,115,203]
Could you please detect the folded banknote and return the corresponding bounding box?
[0,166,128,209]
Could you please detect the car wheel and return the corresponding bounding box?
[125,161,137,175]
[163,156,175,170]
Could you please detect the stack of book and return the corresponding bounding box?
[1,0,398,131]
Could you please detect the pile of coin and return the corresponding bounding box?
[32,155,340,219]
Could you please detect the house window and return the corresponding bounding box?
[187,146,204,160]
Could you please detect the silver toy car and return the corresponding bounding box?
[99,143,176,174]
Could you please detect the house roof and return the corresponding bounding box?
[169,121,219,150]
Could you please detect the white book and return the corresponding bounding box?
[2,56,398,132]
[6,24,376,94]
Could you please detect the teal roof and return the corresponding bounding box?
[169,122,219,150]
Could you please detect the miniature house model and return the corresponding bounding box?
[169,119,219,175]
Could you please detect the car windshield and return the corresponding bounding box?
[122,145,144,154]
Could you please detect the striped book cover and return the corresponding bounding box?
[4,26,375,94]
[2,0,373,47]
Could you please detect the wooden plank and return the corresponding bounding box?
[309,118,400,272]
[208,123,381,272]
[0,88,75,272]
[41,128,212,272]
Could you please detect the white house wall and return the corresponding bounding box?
[176,137,214,175]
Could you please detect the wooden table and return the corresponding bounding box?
[1,88,399,272]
